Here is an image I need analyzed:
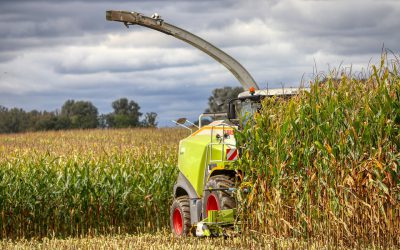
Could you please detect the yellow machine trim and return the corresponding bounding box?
[191,126,234,137]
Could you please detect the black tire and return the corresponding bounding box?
[202,174,236,219]
[170,195,191,236]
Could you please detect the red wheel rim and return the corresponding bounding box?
[173,208,183,235]
[206,193,220,215]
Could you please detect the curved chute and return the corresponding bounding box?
[106,10,259,90]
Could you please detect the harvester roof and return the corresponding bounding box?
[238,87,309,98]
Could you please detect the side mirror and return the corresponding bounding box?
[227,102,236,119]
[175,118,187,124]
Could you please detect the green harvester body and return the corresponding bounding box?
[172,121,239,236]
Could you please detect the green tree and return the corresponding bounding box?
[0,106,8,133]
[142,112,158,127]
[205,86,244,113]
[34,112,58,131]
[61,100,98,129]
[60,100,75,117]
[107,98,142,128]
[98,114,108,128]
[0,107,29,133]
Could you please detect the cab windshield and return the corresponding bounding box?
[237,99,262,123]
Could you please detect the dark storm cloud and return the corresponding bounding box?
[0,54,14,63]
[0,0,229,53]
[0,1,107,40]
[266,0,400,55]
[1,0,399,125]
[55,61,202,75]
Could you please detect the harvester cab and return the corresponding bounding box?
[106,10,306,237]
[227,87,304,124]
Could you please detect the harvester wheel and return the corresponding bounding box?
[203,175,236,218]
[170,195,191,236]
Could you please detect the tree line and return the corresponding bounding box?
[0,98,157,134]
[0,86,244,134]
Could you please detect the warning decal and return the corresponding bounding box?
[226,148,238,161]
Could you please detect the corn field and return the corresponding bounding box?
[235,55,400,248]
[1,58,400,248]
[0,128,187,239]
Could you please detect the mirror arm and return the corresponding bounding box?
[171,120,193,133]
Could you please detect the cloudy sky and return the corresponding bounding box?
[0,0,399,126]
